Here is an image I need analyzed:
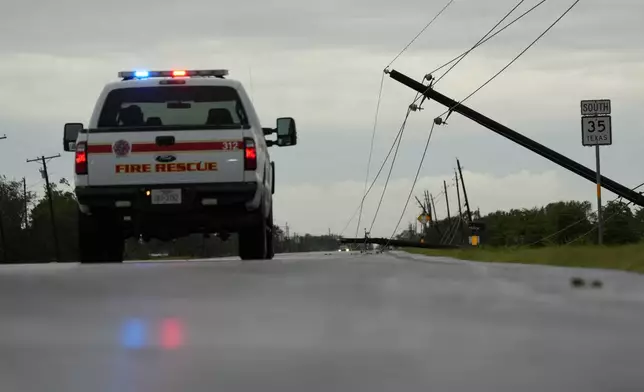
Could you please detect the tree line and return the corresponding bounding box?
[398,199,644,247]
[0,176,341,263]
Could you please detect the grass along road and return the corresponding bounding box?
[405,244,644,274]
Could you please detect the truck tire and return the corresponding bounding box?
[238,209,268,260]
[265,210,275,260]
[79,212,101,263]
[79,212,124,264]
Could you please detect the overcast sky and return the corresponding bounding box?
[1,0,643,236]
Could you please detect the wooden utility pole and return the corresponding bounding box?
[27,154,61,262]
[424,191,432,224]
[430,193,439,222]
[457,158,473,223]
[454,171,463,220]
[429,192,443,238]
[23,177,28,228]
[443,180,451,221]
[455,170,465,241]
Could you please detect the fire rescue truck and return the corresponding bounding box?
[63,69,297,263]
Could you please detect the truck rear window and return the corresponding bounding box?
[96,86,249,129]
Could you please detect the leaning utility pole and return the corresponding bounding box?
[424,191,432,223]
[27,154,61,262]
[429,192,443,238]
[457,158,473,223]
[455,170,465,240]
[443,180,451,221]
[430,193,439,223]
[386,69,644,207]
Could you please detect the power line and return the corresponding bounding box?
[357,0,456,236]
[27,178,46,191]
[409,0,548,107]
[339,115,409,236]
[528,181,644,246]
[386,0,457,69]
[368,108,413,232]
[386,121,438,245]
[434,0,581,118]
[27,154,61,262]
[356,72,386,237]
[429,0,547,77]
[352,72,432,237]
[566,204,630,246]
[433,0,528,86]
[343,0,558,238]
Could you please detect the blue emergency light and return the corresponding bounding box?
[119,69,229,80]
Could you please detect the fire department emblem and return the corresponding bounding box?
[112,139,131,157]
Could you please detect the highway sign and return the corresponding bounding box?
[581,116,612,146]
[581,99,611,116]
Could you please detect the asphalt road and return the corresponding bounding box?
[1,251,644,392]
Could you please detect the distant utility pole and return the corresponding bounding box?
[457,158,473,223]
[455,170,465,240]
[23,177,28,228]
[424,191,432,224]
[27,154,61,262]
[430,193,439,222]
[0,135,7,262]
[443,180,451,221]
[429,192,443,238]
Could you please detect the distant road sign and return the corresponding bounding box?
[581,99,611,116]
[581,116,612,146]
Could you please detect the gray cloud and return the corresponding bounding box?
[2,0,641,56]
[1,0,643,234]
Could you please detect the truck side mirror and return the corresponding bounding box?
[276,117,297,147]
[63,123,83,152]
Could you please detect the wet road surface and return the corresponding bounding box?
[1,251,644,392]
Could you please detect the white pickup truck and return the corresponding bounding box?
[63,69,297,263]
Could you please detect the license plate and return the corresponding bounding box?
[151,189,182,205]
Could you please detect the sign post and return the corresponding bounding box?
[581,99,612,245]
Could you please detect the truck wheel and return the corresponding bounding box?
[79,212,102,263]
[238,210,268,260]
[105,231,125,263]
[265,210,275,260]
[79,212,124,264]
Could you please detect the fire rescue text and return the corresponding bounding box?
[115,162,218,173]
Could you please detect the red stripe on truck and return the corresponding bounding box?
[87,141,243,154]
[87,144,113,153]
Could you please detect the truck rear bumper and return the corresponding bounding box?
[76,182,258,210]
[75,182,261,238]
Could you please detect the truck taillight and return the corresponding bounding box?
[75,142,88,174]
[244,138,257,171]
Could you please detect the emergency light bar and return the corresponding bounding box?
[118,69,229,80]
